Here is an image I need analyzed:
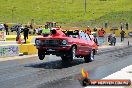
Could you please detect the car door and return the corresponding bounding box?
[85,33,93,52]
[78,31,90,55]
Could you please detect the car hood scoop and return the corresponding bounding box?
[50,29,66,37]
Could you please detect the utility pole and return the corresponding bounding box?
[84,0,86,16]
[11,9,14,23]
[11,7,16,23]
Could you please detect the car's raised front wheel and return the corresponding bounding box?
[61,46,76,62]
[38,50,45,60]
[84,50,94,63]
[61,56,68,62]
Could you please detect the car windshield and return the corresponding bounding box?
[62,30,79,38]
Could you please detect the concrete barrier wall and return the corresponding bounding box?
[0,45,19,57]
[0,43,38,57]
[19,43,38,55]
[0,35,38,57]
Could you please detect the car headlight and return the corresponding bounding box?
[35,40,41,45]
[62,40,67,45]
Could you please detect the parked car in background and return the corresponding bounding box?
[10,24,24,32]
[35,28,98,63]
[0,24,5,31]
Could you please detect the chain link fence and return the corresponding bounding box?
[0,15,131,30]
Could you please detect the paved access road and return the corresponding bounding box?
[0,45,132,88]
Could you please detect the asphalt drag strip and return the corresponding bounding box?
[0,46,132,88]
[37,46,132,88]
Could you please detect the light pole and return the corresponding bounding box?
[11,7,16,23]
[84,0,86,16]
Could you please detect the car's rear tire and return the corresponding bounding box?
[84,50,94,63]
[93,49,97,55]
[38,50,45,60]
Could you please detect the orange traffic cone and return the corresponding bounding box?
[18,35,22,44]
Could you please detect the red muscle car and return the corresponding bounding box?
[35,28,98,63]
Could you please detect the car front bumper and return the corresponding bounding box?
[36,45,71,56]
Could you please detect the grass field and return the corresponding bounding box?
[0,0,131,27]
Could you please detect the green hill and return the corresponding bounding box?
[0,0,131,27]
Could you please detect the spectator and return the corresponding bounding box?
[126,22,128,30]
[120,22,123,30]
[93,33,98,45]
[30,24,33,29]
[38,27,42,35]
[105,22,108,29]
[23,25,29,43]
[120,30,125,42]
[85,26,91,35]
[42,25,50,37]
[16,27,21,41]
[4,23,9,35]
[93,27,97,32]
[33,29,36,35]
[35,28,39,34]
[112,35,116,46]
[108,34,112,43]
[98,28,106,45]
[98,28,105,37]
[110,34,116,46]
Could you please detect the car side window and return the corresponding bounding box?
[68,35,78,38]
[73,35,79,38]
